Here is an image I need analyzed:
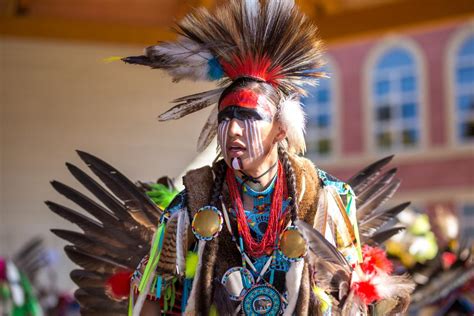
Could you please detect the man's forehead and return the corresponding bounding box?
[219,89,274,115]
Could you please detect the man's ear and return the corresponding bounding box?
[274,125,287,144]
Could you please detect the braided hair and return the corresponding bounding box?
[210,159,228,208]
[278,146,299,223]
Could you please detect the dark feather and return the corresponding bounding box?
[13,238,43,263]
[359,202,410,238]
[51,229,133,259]
[197,106,218,152]
[66,162,137,224]
[411,265,474,308]
[356,168,397,209]
[158,88,223,121]
[47,201,138,250]
[70,269,108,288]
[122,55,153,67]
[75,288,127,313]
[76,150,161,227]
[295,219,350,268]
[364,226,405,245]
[356,180,400,222]
[64,245,132,272]
[51,180,119,227]
[347,156,394,195]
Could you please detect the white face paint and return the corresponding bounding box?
[218,118,266,170]
[244,119,265,160]
[218,120,230,161]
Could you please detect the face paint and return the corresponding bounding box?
[218,88,276,171]
[244,119,264,160]
[218,120,230,161]
[218,117,268,170]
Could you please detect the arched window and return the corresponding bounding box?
[454,35,474,143]
[371,47,421,151]
[302,62,339,159]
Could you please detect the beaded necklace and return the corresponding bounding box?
[225,162,287,258]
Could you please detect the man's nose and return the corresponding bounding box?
[228,119,244,137]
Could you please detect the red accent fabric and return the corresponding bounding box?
[105,270,133,300]
[219,90,260,110]
[360,245,393,274]
[352,280,380,305]
[226,163,287,258]
[221,55,282,86]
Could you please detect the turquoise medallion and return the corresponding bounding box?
[242,284,282,316]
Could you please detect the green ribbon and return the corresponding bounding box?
[139,223,166,293]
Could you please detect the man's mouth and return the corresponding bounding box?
[227,143,246,156]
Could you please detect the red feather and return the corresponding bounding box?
[221,54,282,86]
[352,280,380,305]
[105,270,133,301]
[361,245,393,274]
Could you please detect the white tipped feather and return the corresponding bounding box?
[146,38,213,82]
[279,96,306,154]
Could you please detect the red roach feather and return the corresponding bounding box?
[221,55,282,86]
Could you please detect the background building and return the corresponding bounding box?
[1,0,473,294]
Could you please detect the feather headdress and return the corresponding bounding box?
[123,0,325,153]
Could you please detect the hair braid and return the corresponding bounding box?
[278,146,299,223]
[210,159,228,208]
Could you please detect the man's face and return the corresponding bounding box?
[217,90,281,171]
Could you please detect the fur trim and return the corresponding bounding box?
[284,260,305,315]
[279,97,306,154]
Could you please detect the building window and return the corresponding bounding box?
[454,35,474,143]
[303,64,336,159]
[372,48,421,151]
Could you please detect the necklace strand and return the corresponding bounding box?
[226,162,286,258]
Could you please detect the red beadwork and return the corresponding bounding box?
[226,162,287,258]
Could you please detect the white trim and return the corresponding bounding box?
[445,19,474,148]
[305,54,342,161]
[363,35,429,155]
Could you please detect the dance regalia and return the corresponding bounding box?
[47,0,414,315]
[130,155,362,315]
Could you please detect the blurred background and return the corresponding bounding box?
[1,0,473,314]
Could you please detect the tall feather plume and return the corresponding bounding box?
[124,0,325,151]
